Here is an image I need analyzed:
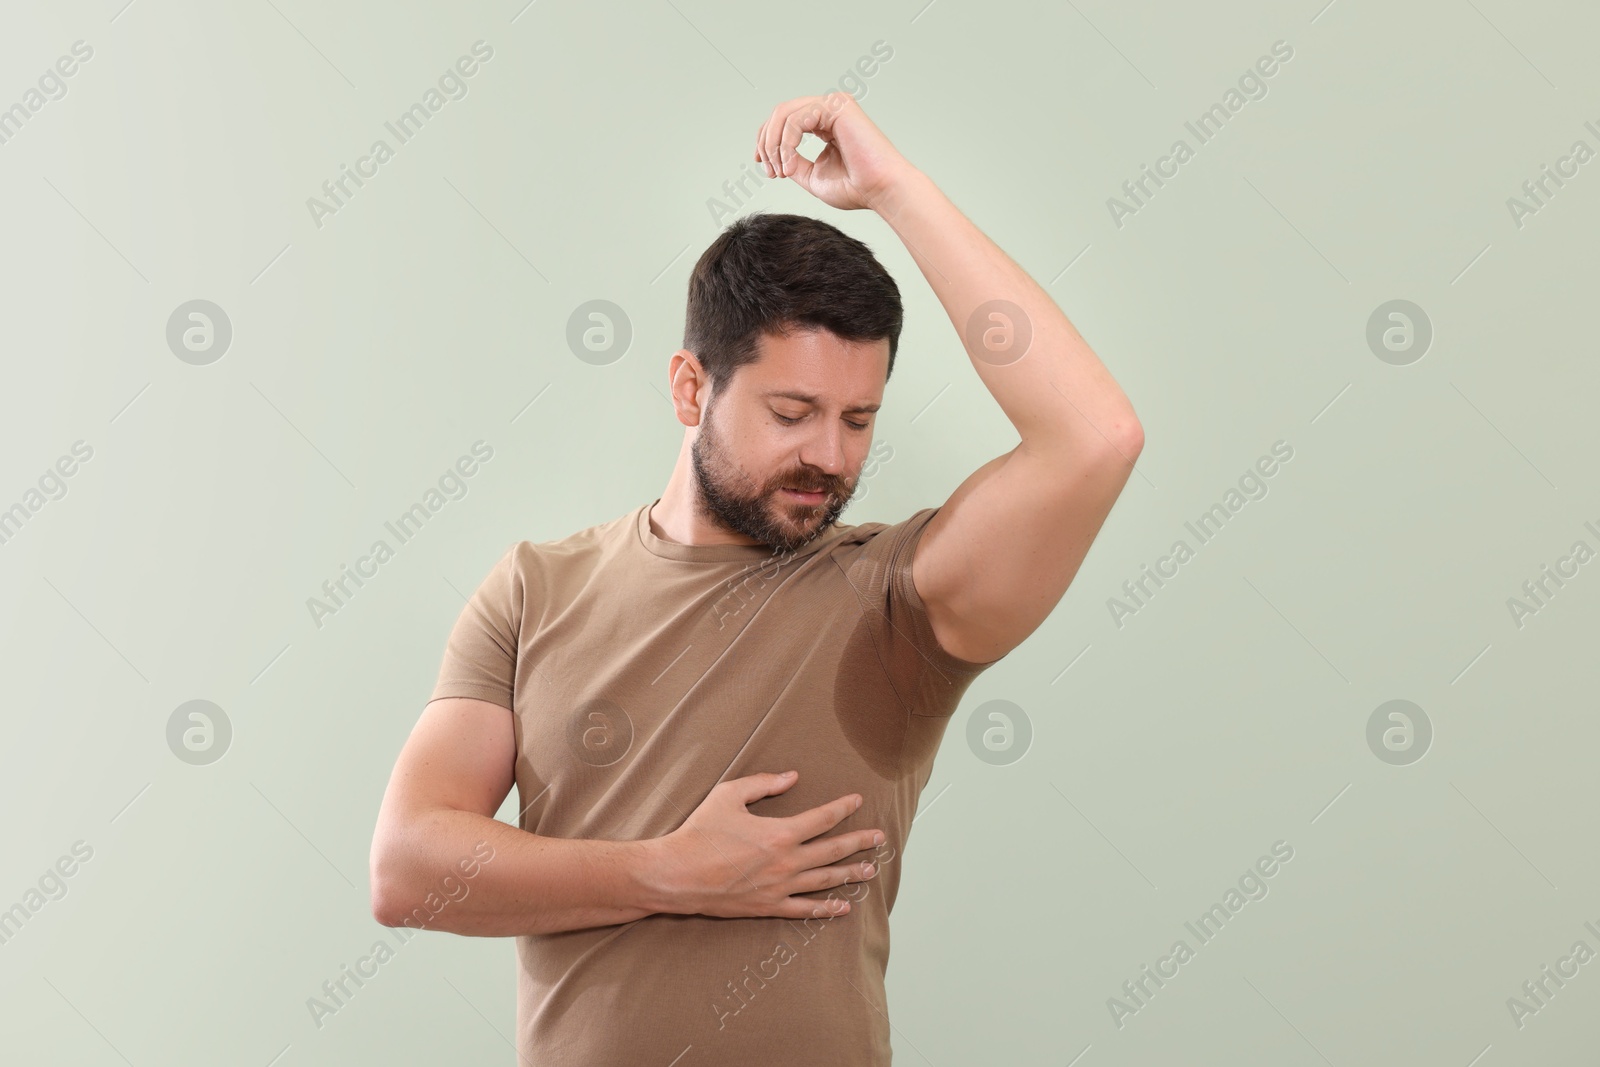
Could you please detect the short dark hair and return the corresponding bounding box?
[683,212,902,395]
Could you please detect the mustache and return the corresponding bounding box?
[777,474,847,494]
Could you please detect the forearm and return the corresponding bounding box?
[371,807,672,937]
[873,168,1141,454]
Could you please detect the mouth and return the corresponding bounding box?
[780,487,829,505]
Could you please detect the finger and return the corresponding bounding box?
[761,105,786,178]
[777,895,851,920]
[779,100,831,178]
[780,792,861,843]
[786,139,817,185]
[794,828,883,870]
[721,770,799,807]
[792,860,877,896]
[762,96,815,178]
[756,116,773,173]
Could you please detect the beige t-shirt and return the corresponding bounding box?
[429,499,1002,1064]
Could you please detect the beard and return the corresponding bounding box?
[690,401,856,554]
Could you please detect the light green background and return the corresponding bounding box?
[2,1,1597,1064]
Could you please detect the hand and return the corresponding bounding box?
[649,771,884,920]
[754,92,914,213]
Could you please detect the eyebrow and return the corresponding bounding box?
[762,390,881,415]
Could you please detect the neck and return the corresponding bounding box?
[650,435,764,548]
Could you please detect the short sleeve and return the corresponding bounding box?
[428,542,526,710]
[845,507,1003,712]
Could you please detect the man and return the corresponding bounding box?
[370,92,1142,1064]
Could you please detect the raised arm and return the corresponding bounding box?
[757,94,1143,664]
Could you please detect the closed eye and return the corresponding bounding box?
[773,412,871,430]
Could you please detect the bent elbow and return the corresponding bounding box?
[1113,416,1144,457]
[368,837,408,927]
[370,883,402,928]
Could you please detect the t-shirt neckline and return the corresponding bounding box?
[634,498,847,564]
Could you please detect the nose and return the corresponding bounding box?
[798,424,847,481]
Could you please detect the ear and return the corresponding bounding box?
[668,350,711,427]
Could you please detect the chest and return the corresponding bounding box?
[504,560,950,845]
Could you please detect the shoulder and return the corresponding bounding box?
[486,506,645,605]
[510,506,636,567]
[829,505,940,546]
[825,506,941,567]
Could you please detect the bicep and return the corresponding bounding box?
[376,697,517,825]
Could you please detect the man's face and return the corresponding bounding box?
[690,327,888,554]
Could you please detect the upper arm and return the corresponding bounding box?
[379,540,528,828]
[374,697,517,831]
[912,430,1142,664]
